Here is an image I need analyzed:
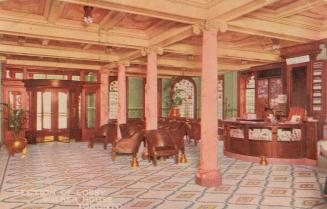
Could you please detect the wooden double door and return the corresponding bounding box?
[24,79,83,143]
[35,89,70,142]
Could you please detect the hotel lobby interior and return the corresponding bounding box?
[0,0,327,208]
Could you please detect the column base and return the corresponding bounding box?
[196,169,222,187]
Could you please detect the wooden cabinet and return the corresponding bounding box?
[223,120,319,161]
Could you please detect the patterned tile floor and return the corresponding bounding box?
[0,141,326,209]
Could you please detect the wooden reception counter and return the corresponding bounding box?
[223,119,320,165]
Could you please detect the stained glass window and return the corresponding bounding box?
[109,81,118,119]
[174,79,195,118]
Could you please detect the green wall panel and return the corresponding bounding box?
[128,77,144,118]
[161,78,172,117]
[193,77,201,118]
[224,72,238,118]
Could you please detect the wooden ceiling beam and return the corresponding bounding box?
[110,67,202,77]
[0,43,119,62]
[131,58,259,71]
[0,19,149,49]
[208,0,253,19]
[59,0,205,23]
[45,0,66,23]
[146,20,177,38]
[99,11,126,31]
[164,43,280,62]
[150,25,194,47]
[213,0,280,21]
[6,59,101,70]
[275,0,324,18]
[228,17,318,42]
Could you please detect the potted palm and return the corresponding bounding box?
[168,89,186,118]
[1,103,28,156]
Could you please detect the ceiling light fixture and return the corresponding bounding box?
[83,6,94,25]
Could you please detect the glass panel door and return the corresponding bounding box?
[36,91,52,131]
[43,92,52,129]
[36,90,69,142]
[86,92,96,128]
[58,92,68,129]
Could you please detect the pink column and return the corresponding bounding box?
[100,71,109,126]
[196,30,222,187]
[145,51,158,130]
[117,64,127,138]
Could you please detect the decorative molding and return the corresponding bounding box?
[117,60,130,67]
[192,20,228,35]
[140,47,164,56]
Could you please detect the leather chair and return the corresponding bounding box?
[145,130,179,166]
[119,122,144,138]
[112,131,145,167]
[89,123,117,149]
[187,122,201,145]
[169,122,188,163]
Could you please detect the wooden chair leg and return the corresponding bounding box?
[111,151,116,161]
[131,154,139,168]
[88,141,94,148]
[152,155,157,166]
[175,153,179,164]
[103,142,108,150]
[179,148,187,163]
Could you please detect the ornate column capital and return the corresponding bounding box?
[192,20,228,35]
[140,47,164,56]
[116,60,130,67]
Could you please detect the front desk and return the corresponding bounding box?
[223,119,319,165]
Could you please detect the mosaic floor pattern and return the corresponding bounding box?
[0,141,326,209]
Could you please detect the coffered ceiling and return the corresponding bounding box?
[0,0,326,76]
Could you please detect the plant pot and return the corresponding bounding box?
[7,137,28,156]
[169,108,180,118]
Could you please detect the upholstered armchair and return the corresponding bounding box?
[187,122,201,145]
[89,123,117,149]
[119,122,144,138]
[145,130,179,166]
[112,131,145,167]
[161,121,188,163]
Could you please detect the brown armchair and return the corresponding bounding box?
[187,122,201,145]
[145,130,179,166]
[89,123,117,149]
[112,131,145,167]
[119,122,144,138]
[161,121,188,163]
